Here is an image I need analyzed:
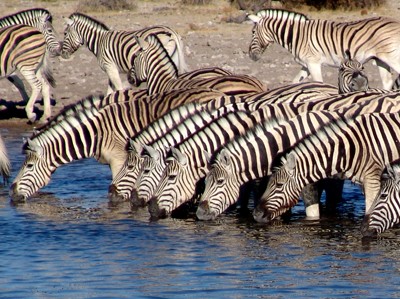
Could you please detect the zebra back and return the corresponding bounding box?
[129,34,266,96]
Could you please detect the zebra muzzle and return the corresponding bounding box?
[148,197,167,219]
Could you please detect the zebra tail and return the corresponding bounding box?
[41,50,56,88]
[0,135,11,185]
[170,30,189,73]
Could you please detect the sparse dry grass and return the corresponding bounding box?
[77,0,137,12]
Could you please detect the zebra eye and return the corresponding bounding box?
[380,193,388,200]
[26,163,34,170]
[168,174,177,180]
[127,165,135,171]
[216,178,225,185]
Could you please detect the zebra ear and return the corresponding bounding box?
[135,35,149,51]
[344,49,351,61]
[247,14,261,23]
[203,150,211,164]
[384,164,400,181]
[27,139,43,157]
[128,139,142,154]
[143,144,160,160]
[218,149,231,169]
[171,147,187,166]
[284,152,296,175]
[64,17,73,26]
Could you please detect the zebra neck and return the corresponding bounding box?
[83,27,108,56]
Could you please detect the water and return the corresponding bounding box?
[1,126,400,298]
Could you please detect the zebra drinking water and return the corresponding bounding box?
[254,112,400,224]
[248,9,400,89]
[61,12,187,94]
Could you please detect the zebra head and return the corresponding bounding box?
[61,15,84,59]
[196,149,240,221]
[148,147,203,219]
[338,50,369,94]
[108,139,143,204]
[9,139,54,203]
[253,152,301,223]
[361,163,400,237]
[127,35,151,87]
[247,13,272,61]
[133,145,164,208]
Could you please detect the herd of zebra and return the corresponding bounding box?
[1,7,400,238]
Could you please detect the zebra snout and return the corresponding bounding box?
[249,52,261,62]
[148,197,167,219]
[130,189,147,208]
[360,215,378,238]
[9,183,27,204]
[107,184,125,203]
[195,200,217,221]
[252,205,273,223]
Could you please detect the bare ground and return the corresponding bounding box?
[0,0,399,129]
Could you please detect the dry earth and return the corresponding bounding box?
[0,0,399,129]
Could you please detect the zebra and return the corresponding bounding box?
[248,9,400,89]
[61,12,187,94]
[0,133,10,185]
[108,103,247,204]
[196,95,400,221]
[128,34,267,96]
[254,112,400,224]
[9,87,236,203]
[360,163,400,237]
[0,24,56,123]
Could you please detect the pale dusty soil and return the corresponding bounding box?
[0,0,399,129]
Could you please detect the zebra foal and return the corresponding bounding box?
[254,112,400,224]
[248,9,400,89]
[61,13,187,95]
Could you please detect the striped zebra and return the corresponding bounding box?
[0,8,61,56]
[128,34,266,96]
[0,133,10,185]
[9,87,234,203]
[0,24,56,122]
[254,112,400,224]
[61,12,187,94]
[361,163,400,237]
[248,9,400,89]
[196,95,400,221]
[108,103,247,204]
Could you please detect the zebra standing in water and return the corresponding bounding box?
[254,112,400,224]
[61,12,187,94]
[0,25,56,122]
[0,134,10,185]
[128,34,266,96]
[361,163,400,237]
[248,9,400,89]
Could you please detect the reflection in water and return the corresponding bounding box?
[1,126,400,298]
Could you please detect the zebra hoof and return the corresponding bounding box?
[26,113,37,124]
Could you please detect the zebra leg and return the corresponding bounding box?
[105,66,124,94]
[321,178,344,214]
[307,62,323,82]
[375,59,394,90]
[7,75,29,103]
[301,183,322,219]
[20,69,42,122]
[292,67,310,83]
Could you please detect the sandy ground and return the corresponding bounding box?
[0,0,399,129]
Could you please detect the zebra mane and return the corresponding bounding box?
[256,9,309,22]
[68,12,109,31]
[34,94,105,133]
[0,8,52,25]
[24,95,104,152]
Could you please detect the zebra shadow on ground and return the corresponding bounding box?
[0,98,56,122]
